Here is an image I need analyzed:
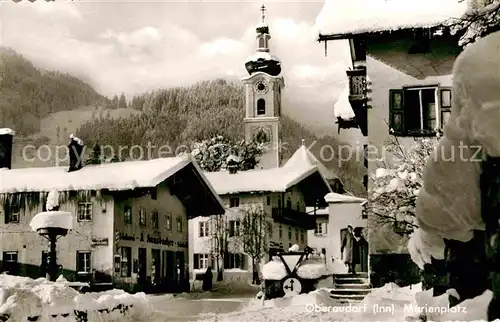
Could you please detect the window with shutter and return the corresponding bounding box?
[439,87,452,129]
[389,89,405,135]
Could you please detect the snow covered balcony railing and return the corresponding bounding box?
[271,208,315,230]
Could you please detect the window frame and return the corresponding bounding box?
[176,216,183,232]
[120,247,132,277]
[2,251,19,274]
[139,207,147,227]
[151,210,159,229]
[76,251,91,275]
[229,197,240,208]
[123,204,132,225]
[5,199,20,224]
[199,221,210,237]
[165,213,172,230]
[389,84,451,137]
[77,202,93,222]
[256,98,266,115]
[229,220,240,237]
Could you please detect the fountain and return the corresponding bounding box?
[30,190,73,281]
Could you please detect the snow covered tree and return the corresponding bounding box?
[118,92,127,109]
[191,135,265,172]
[451,0,500,46]
[238,204,270,285]
[368,136,438,237]
[86,143,102,165]
[208,214,230,281]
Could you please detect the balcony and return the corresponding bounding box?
[271,208,316,230]
[346,67,367,102]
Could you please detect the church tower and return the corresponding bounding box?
[242,5,284,169]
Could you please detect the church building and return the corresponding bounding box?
[242,5,284,170]
[189,6,335,282]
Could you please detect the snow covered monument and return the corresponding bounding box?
[0,131,224,293]
[313,0,471,287]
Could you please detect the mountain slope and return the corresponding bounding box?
[0,47,110,136]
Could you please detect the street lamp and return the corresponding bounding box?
[30,191,73,281]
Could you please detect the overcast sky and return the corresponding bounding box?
[0,0,357,139]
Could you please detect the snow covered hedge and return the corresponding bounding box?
[0,274,161,322]
[368,137,438,239]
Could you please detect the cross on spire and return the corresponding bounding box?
[260,4,266,24]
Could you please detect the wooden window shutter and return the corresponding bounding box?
[389,89,405,135]
[194,254,199,269]
[439,87,452,129]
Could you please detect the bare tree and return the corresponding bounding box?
[239,204,270,285]
[208,214,229,281]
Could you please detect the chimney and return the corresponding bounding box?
[0,128,15,170]
[68,134,85,172]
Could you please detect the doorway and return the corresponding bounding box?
[138,248,147,284]
[176,251,185,291]
[340,226,369,273]
[151,249,161,286]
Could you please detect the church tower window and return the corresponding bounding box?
[257,99,266,115]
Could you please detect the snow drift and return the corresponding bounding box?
[0,274,163,322]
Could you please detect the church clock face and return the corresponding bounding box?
[254,81,269,94]
[252,126,272,144]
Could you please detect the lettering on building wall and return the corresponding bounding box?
[116,232,187,248]
[91,238,109,246]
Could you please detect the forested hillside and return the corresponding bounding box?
[0,47,365,196]
[76,80,366,196]
[0,47,110,135]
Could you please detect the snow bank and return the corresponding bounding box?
[261,261,287,280]
[262,258,327,280]
[0,274,162,322]
[331,257,348,274]
[29,211,74,233]
[296,263,327,280]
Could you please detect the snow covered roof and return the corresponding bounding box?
[284,143,339,180]
[204,164,331,197]
[245,51,280,64]
[324,192,366,203]
[314,0,468,39]
[0,128,15,136]
[334,86,356,120]
[241,71,284,83]
[0,156,220,203]
[306,206,329,216]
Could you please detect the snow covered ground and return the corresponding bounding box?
[195,282,493,322]
[0,273,161,322]
[1,273,494,322]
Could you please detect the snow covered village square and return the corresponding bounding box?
[2,0,500,321]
